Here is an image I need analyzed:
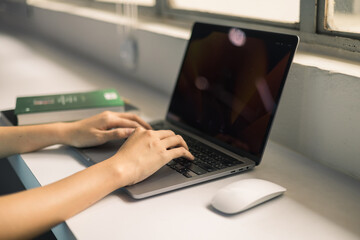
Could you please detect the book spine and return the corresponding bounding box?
[15,89,124,115]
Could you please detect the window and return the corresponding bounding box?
[26,0,360,53]
[325,0,360,34]
[96,0,155,7]
[169,0,300,24]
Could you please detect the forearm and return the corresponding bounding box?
[0,111,152,159]
[0,123,69,158]
[0,158,123,240]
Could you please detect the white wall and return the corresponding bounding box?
[271,64,360,179]
[3,6,360,179]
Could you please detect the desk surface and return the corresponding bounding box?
[1,29,360,240]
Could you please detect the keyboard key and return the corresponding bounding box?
[193,159,217,172]
[167,160,177,168]
[187,164,208,175]
[182,170,197,178]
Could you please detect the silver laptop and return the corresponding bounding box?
[74,22,299,199]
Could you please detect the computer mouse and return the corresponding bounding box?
[211,178,286,214]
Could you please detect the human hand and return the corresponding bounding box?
[63,111,152,148]
[109,127,194,186]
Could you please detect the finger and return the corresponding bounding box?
[116,113,152,130]
[161,134,189,150]
[152,130,176,140]
[107,117,144,130]
[167,147,194,161]
[102,128,135,141]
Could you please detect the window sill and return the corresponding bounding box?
[294,50,360,79]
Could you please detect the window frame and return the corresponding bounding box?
[317,0,360,39]
[158,0,360,56]
[27,0,360,57]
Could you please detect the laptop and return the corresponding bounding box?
[74,22,299,199]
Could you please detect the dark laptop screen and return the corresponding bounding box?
[167,22,298,164]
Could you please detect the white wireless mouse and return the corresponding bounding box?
[211,178,286,214]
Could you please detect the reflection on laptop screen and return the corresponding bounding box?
[167,23,297,161]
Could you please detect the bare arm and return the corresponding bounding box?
[0,113,193,239]
[0,111,151,158]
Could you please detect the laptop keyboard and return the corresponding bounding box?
[151,122,243,178]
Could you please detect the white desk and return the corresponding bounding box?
[1,29,360,240]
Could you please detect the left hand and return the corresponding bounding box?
[63,111,152,148]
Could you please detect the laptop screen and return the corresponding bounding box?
[167,22,298,164]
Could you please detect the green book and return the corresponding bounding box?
[15,89,125,125]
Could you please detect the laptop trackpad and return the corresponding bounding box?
[124,165,189,199]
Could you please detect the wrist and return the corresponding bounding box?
[55,122,76,146]
[106,154,132,188]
